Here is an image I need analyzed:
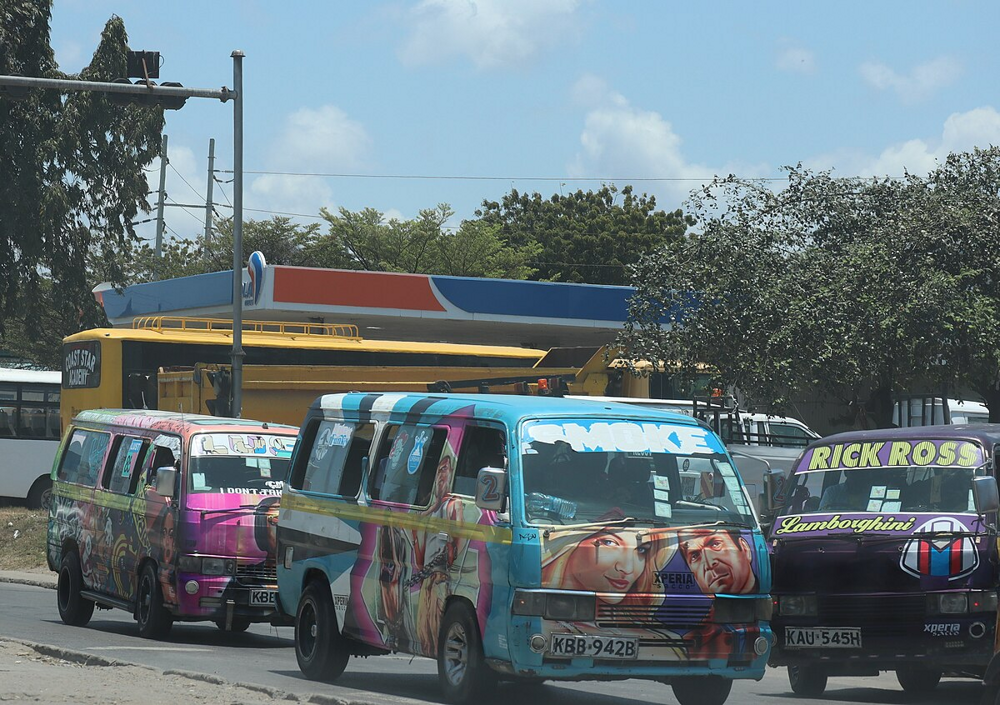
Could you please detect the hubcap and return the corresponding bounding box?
[138,576,151,623]
[58,567,70,609]
[443,622,468,686]
[300,603,317,658]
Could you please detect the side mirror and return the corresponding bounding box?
[475,468,507,512]
[155,467,177,498]
[973,476,999,515]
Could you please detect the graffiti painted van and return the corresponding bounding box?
[277,393,772,705]
[768,425,1000,697]
[47,410,297,638]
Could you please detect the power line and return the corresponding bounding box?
[165,196,208,227]
[168,163,204,202]
[213,169,787,183]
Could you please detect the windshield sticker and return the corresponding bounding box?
[870,486,886,499]
[886,488,901,500]
[653,475,670,491]
[653,488,670,502]
[900,517,979,580]
[192,433,295,458]
[192,472,207,490]
[882,501,901,512]
[523,421,725,456]
[654,501,672,518]
[774,513,919,536]
[408,429,430,475]
[866,499,882,512]
[799,440,984,473]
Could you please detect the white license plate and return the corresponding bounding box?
[785,627,861,648]
[549,634,638,659]
[248,589,276,607]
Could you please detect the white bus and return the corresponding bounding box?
[0,368,62,508]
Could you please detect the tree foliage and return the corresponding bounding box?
[0,3,162,340]
[617,150,1000,429]
[476,184,694,285]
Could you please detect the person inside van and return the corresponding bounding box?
[819,470,872,510]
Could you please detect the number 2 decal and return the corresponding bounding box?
[481,474,500,502]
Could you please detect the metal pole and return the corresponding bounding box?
[203,137,215,260]
[231,51,245,418]
[154,133,168,262]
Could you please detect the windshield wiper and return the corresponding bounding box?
[675,499,724,511]
[198,506,258,517]
[691,519,754,531]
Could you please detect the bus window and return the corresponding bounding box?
[59,429,111,487]
[369,425,446,506]
[454,426,506,497]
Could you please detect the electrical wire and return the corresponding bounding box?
[165,196,207,227]
[214,170,788,183]
[169,163,205,202]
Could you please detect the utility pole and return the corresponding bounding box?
[230,51,245,418]
[154,133,168,261]
[203,137,215,261]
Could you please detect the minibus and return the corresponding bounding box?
[48,409,297,637]
[769,425,1000,696]
[277,393,772,704]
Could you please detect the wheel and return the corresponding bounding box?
[215,617,251,632]
[437,602,495,704]
[136,563,173,639]
[788,665,828,697]
[896,666,940,693]
[672,676,733,705]
[27,477,52,510]
[295,580,349,681]
[57,551,94,626]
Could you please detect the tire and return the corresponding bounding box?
[136,563,173,639]
[295,580,349,681]
[57,551,94,627]
[896,666,940,693]
[27,477,52,510]
[215,617,251,633]
[437,602,495,704]
[672,676,733,705]
[788,665,828,697]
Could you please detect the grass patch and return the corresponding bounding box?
[0,506,49,571]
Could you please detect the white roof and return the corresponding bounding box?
[0,367,60,384]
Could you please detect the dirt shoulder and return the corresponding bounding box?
[0,506,49,571]
[0,638,336,704]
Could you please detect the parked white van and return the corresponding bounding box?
[893,397,991,427]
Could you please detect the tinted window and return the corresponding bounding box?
[369,425,447,506]
[289,420,374,497]
[58,429,111,487]
[454,426,506,497]
[105,437,148,494]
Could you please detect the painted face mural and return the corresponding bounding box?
[543,528,656,603]
[678,528,757,595]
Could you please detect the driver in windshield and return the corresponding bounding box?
[819,470,872,511]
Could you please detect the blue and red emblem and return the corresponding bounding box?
[899,517,978,580]
[247,251,266,305]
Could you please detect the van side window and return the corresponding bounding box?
[369,424,447,506]
[104,437,148,494]
[58,429,111,486]
[292,419,375,497]
[454,426,507,497]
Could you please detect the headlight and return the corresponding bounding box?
[971,591,998,613]
[930,593,969,615]
[512,590,595,621]
[178,555,235,576]
[778,595,817,617]
[712,597,756,623]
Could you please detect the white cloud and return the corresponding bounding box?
[807,107,1000,178]
[775,46,815,75]
[270,105,371,171]
[248,174,335,222]
[859,56,962,103]
[398,0,583,70]
[567,76,767,208]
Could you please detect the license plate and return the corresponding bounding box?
[549,634,638,659]
[248,588,276,607]
[785,627,861,648]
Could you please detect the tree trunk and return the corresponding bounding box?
[865,385,896,429]
[978,386,1000,423]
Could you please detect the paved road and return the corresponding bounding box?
[0,582,984,705]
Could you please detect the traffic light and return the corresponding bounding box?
[106,78,187,110]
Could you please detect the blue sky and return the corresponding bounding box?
[47,0,1000,245]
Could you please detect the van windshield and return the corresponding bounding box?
[187,433,295,496]
[783,438,985,515]
[520,418,755,528]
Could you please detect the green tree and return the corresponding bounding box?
[311,204,538,277]
[617,152,1000,429]
[0,5,162,342]
[475,184,694,285]
[205,216,319,271]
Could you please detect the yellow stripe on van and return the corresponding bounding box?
[282,492,513,545]
[53,481,140,512]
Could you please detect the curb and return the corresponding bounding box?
[0,575,57,590]
[0,636,378,705]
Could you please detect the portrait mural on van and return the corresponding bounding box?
[527,418,764,663]
[292,405,767,665]
[347,420,498,657]
[50,415,295,617]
